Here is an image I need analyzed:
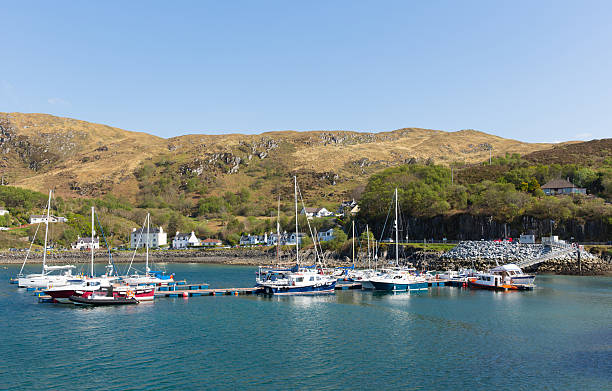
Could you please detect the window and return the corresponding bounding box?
[310,277,315,281]
[296,277,303,282]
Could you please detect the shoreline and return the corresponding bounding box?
[2,247,610,276]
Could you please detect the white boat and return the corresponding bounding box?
[122,213,174,286]
[468,264,535,291]
[17,190,79,289]
[18,265,80,289]
[369,188,428,292]
[259,177,336,295]
[369,267,428,291]
[438,268,479,281]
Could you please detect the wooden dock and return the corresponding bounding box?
[156,287,262,297]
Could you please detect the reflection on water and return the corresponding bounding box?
[0,264,610,390]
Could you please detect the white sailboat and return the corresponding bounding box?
[369,188,428,292]
[123,212,174,286]
[259,176,337,295]
[18,190,77,289]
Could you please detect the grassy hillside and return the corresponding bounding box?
[1,112,560,210]
[3,112,607,245]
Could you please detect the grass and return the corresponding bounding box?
[404,242,457,252]
[4,112,562,207]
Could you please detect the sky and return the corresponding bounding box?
[1,1,611,142]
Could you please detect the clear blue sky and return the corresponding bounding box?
[1,1,611,142]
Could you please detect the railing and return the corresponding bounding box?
[516,247,576,268]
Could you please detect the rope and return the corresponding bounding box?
[95,212,117,276]
[124,216,147,276]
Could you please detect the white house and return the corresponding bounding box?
[201,238,223,247]
[286,233,306,245]
[172,231,201,249]
[317,228,335,242]
[130,226,167,249]
[336,199,357,216]
[266,232,288,246]
[72,236,100,250]
[240,233,268,246]
[300,207,333,218]
[29,215,68,224]
[0,208,9,216]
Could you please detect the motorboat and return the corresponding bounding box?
[69,288,139,306]
[468,264,535,291]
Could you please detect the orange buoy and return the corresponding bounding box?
[182,291,189,298]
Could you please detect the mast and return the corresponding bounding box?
[395,187,399,267]
[276,195,280,266]
[42,190,52,274]
[90,206,95,278]
[145,212,150,274]
[366,224,370,270]
[294,176,299,266]
[352,220,355,268]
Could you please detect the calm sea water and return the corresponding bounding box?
[0,263,610,391]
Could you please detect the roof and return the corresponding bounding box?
[133,227,163,234]
[77,237,99,243]
[202,238,222,243]
[174,232,191,239]
[541,179,577,189]
[491,264,522,272]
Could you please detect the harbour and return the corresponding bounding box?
[1,263,610,390]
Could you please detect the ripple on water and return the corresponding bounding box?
[0,266,610,390]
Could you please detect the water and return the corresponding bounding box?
[1,263,610,390]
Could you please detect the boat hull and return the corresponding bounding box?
[69,295,139,306]
[261,281,336,295]
[360,280,375,290]
[370,281,429,292]
[467,280,534,291]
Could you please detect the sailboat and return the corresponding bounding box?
[18,190,78,289]
[259,176,337,295]
[44,206,123,303]
[369,188,428,292]
[123,212,174,286]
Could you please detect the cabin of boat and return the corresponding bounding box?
[18,265,78,288]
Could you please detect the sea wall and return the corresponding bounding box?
[415,241,611,275]
[1,243,610,275]
[393,215,611,242]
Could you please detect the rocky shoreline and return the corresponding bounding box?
[1,242,610,276]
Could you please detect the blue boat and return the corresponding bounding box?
[258,176,337,296]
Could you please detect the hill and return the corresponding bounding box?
[1,112,560,209]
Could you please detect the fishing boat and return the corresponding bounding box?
[259,176,336,295]
[468,264,535,291]
[69,286,139,306]
[18,190,79,289]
